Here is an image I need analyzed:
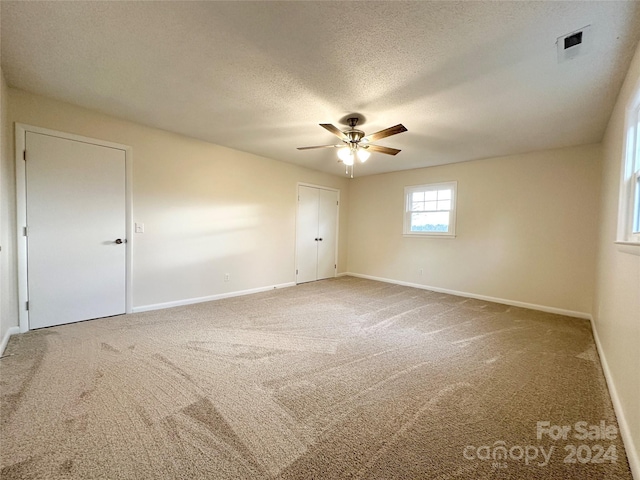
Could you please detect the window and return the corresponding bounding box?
[404,182,457,237]
[631,109,640,236]
[634,172,640,234]
[619,102,640,244]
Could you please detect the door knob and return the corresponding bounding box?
[115,239,124,244]
[319,238,323,241]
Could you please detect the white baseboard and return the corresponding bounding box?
[589,317,639,480]
[132,282,296,313]
[0,326,20,356]
[344,272,591,319]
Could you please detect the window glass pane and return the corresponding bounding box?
[412,191,425,202]
[438,200,451,211]
[424,190,437,201]
[424,201,437,211]
[410,212,450,232]
[636,119,640,173]
[634,175,640,233]
[411,201,423,211]
[437,189,451,200]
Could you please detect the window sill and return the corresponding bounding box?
[615,241,640,256]
[403,233,456,239]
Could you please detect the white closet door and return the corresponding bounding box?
[26,131,127,329]
[296,185,338,284]
[317,188,338,280]
[296,185,320,283]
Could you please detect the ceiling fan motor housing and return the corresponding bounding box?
[345,129,365,144]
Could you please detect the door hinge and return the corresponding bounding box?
[23,226,28,237]
[335,264,337,269]
[337,201,339,206]
[296,269,298,275]
[26,301,29,311]
[23,150,26,161]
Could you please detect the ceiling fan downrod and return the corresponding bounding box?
[345,118,365,145]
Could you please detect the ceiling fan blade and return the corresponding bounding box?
[365,144,401,156]
[320,124,346,139]
[363,124,407,142]
[297,144,342,150]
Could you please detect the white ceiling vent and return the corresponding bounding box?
[557,25,592,63]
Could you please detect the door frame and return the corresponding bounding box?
[15,123,133,332]
[294,183,340,284]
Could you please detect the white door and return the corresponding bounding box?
[296,186,320,284]
[317,188,338,279]
[26,131,127,329]
[296,185,338,284]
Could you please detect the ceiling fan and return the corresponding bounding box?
[297,117,407,177]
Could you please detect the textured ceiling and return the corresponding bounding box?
[2,1,640,177]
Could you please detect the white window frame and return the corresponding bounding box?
[617,91,640,247]
[403,181,457,238]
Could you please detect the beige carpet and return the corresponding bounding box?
[0,276,632,479]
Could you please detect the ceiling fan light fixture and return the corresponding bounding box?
[357,148,370,162]
[337,147,354,165]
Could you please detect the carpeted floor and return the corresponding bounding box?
[0,277,633,479]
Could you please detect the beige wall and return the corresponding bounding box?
[7,88,349,309]
[1,68,19,343]
[594,40,640,474]
[347,144,601,315]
